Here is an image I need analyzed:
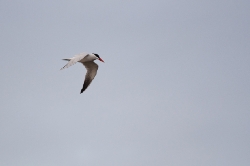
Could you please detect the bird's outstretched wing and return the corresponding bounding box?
[60,53,89,70]
[80,61,99,93]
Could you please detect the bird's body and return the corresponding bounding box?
[60,53,104,93]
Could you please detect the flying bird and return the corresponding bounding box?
[60,52,104,93]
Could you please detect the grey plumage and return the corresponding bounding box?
[60,53,103,93]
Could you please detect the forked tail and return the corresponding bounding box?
[60,58,72,70]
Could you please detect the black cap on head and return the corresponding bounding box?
[93,53,100,58]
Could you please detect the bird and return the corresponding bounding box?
[60,52,104,93]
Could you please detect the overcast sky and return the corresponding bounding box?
[0,0,250,166]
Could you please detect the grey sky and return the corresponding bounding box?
[1,0,250,165]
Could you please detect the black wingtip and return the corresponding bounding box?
[80,89,84,94]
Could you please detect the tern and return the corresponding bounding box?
[60,52,104,93]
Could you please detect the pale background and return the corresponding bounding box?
[0,0,250,165]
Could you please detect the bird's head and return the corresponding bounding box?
[93,53,104,62]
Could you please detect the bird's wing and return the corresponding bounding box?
[80,61,99,93]
[60,53,89,70]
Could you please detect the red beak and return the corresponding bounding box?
[98,58,104,62]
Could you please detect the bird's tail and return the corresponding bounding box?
[62,58,71,61]
[60,58,72,70]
